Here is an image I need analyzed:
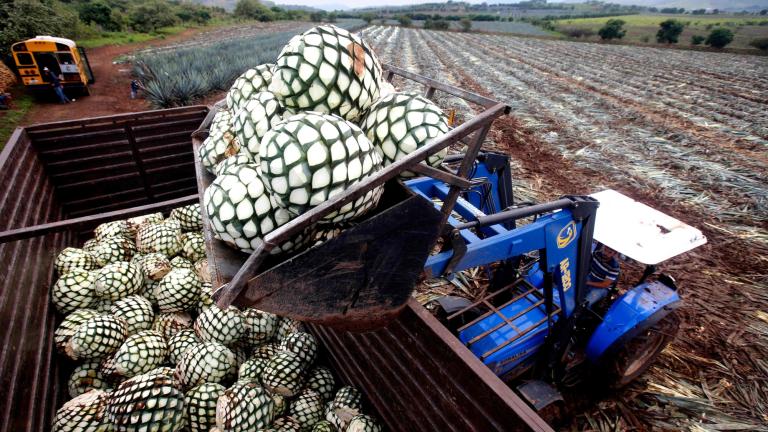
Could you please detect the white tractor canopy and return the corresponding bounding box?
[589,189,707,265]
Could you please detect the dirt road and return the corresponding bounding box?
[19,29,205,125]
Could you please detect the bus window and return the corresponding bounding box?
[33,53,61,78]
[16,52,34,66]
[57,52,79,74]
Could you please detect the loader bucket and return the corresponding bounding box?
[225,183,444,330]
[196,64,510,329]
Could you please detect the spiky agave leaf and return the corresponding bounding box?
[269,25,383,122]
[259,112,383,223]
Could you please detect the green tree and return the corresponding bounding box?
[690,35,705,45]
[234,0,274,22]
[79,1,121,31]
[327,11,337,23]
[656,19,684,43]
[309,11,325,22]
[705,28,734,48]
[129,1,178,33]
[176,4,212,25]
[397,15,411,27]
[361,13,374,24]
[597,19,626,40]
[460,17,472,32]
[424,18,449,30]
[0,0,78,56]
[750,37,768,50]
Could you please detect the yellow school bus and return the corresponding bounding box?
[11,36,94,95]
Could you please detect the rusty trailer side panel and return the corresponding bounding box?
[309,301,552,432]
[0,106,208,432]
[24,106,208,217]
[0,128,73,432]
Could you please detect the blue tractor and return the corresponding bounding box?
[406,152,707,414]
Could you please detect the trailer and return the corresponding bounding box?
[0,74,553,431]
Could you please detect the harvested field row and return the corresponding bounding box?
[363,25,768,431]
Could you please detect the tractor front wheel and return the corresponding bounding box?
[605,310,680,389]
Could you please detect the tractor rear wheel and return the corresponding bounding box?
[605,310,680,389]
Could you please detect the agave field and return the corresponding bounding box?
[363,25,768,430]
[133,20,366,108]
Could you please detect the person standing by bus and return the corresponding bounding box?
[43,67,71,104]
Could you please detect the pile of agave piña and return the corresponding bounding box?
[50,204,381,432]
[200,24,450,255]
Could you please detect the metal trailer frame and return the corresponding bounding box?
[195,65,553,431]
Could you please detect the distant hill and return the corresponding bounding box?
[188,0,326,12]
[581,0,768,12]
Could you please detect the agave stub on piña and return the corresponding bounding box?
[226,64,274,113]
[200,108,241,174]
[259,112,384,224]
[269,25,383,122]
[362,92,450,177]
